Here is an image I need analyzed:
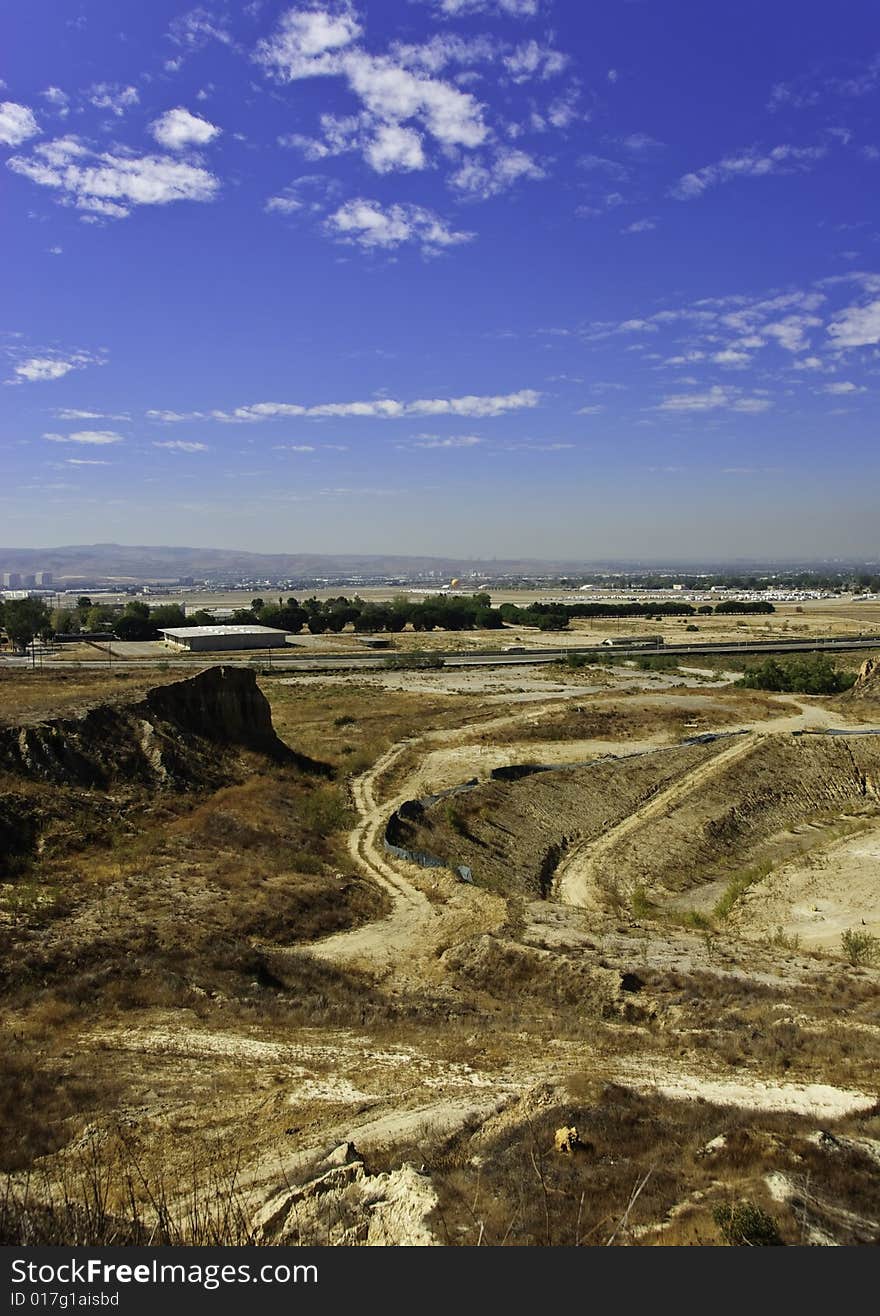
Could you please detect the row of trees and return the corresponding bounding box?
[2,590,779,649]
[46,592,506,639]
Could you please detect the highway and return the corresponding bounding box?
[3,633,880,672]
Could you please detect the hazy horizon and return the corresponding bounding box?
[3,1,879,558]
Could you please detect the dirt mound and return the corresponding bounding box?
[0,667,327,876]
[0,666,312,789]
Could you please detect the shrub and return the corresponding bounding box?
[840,928,880,966]
[738,653,855,695]
[712,1201,783,1246]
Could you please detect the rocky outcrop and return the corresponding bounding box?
[0,666,314,790]
[844,657,880,704]
[252,1156,440,1246]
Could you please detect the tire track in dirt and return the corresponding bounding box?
[555,733,760,911]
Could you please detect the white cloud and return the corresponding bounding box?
[658,385,773,413]
[365,122,425,172]
[670,144,826,200]
[256,5,489,176]
[265,192,302,214]
[822,381,866,394]
[0,101,40,146]
[146,409,207,422]
[412,434,482,447]
[8,136,220,218]
[761,314,821,352]
[43,430,123,444]
[150,107,221,150]
[153,440,210,451]
[622,218,656,234]
[326,197,473,252]
[87,83,139,116]
[255,3,362,78]
[619,132,663,152]
[575,404,604,414]
[41,87,69,115]
[65,458,110,465]
[577,152,627,179]
[712,349,752,367]
[288,113,427,173]
[450,146,544,199]
[792,355,824,371]
[827,298,880,348]
[504,41,567,83]
[428,0,539,13]
[53,408,129,421]
[344,50,488,149]
[168,7,233,50]
[211,388,540,422]
[12,352,101,384]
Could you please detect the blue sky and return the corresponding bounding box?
[2,0,879,560]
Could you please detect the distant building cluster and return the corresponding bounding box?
[1,571,53,588]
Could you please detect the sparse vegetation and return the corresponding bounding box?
[738,653,856,694]
[712,1201,783,1246]
[841,928,880,966]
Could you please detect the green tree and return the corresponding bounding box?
[3,598,51,651]
[149,604,187,628]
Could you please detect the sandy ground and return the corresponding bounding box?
[731,824,880,949]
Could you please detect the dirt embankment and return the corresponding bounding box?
[393,732,880,910]
[0,667,326,875]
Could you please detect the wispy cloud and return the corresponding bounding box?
[411,434,482,447]
[87,83,139,116]
[450,146,544,199]
[201,388,541,422]
[8,136,220,219]
[503,40,567,83]
[827,297,880,348]
[153,440,210,451]
[10,351,104,385]
[425,1,539,14]
[43,429,124,444]
[657,385,773,414]
[326,198,474,253]
[52,407,129,421]
[671,144,826,200]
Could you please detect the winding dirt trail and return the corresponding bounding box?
[309,687,879,970]
[555,732,758,910]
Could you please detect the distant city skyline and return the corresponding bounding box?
[2,1,879,557]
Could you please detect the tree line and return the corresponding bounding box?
[1,591,777,650]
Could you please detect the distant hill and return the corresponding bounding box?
[0,543,602,583]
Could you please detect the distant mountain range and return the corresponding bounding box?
[0,544,874,584]
[0,543,600,582]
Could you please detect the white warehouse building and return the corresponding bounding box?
[159,625,289,652]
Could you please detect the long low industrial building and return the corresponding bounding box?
[159,625,290,652]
